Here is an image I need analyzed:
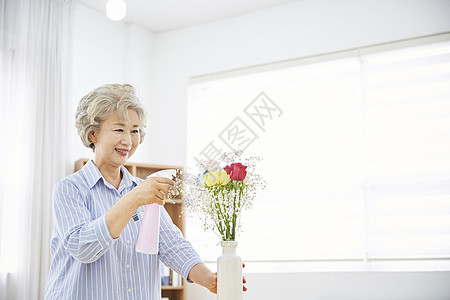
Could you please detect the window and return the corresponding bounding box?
[362,40,450,261]
[185,34,450,272]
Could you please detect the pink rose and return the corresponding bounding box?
[224,163,247,181]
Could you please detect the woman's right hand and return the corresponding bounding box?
[106,176,174,239]
[130,177,174,207]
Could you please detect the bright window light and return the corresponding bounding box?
[186,38,450,271]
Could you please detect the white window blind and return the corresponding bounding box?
[362,41,450,260]
[186,36,450,271]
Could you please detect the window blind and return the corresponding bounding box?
[362,41,450,259]
[186,35,450,270]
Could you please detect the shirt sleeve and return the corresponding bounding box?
[158,207,203,282]
[52,178,115,263]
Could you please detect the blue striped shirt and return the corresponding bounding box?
[44,160,203,300]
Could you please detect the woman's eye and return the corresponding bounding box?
[132,130,139,134]
[115,129,124,132]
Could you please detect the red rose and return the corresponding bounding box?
[224,163,247,181]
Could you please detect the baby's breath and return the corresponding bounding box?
[183,151,266,241]
[166,169,183,204]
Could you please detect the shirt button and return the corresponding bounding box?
[106,242,110,246]
[128,288,132,293]
[125,264,130,269]
[126,240,131,245]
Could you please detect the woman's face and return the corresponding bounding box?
[90,109,140,167]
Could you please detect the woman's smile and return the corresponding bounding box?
[115,148,130,156]
[89,109,141,172]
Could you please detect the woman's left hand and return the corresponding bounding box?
[206,263,247,294]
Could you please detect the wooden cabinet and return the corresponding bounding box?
[74,159,186,300]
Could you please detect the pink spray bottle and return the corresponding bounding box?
[135,169,178,254]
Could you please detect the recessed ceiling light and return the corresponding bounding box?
[106,0,126,21]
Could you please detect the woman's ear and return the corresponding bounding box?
[88,130,97,144]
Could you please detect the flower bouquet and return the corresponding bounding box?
[183,151,266,300]
[183,151,266,242]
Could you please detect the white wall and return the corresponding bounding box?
[188,272,450,300]
[70,0,450,299]
[149,0,450,166]
[69,3,157,171]
[147,0,450,299]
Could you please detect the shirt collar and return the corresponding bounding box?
[82,160,103,189]
[82,160,139,190]
[119,164,140,191]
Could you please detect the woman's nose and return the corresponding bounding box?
[122,132,132,145]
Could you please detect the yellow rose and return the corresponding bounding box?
[217,170,231,186]
[204,171,231,187]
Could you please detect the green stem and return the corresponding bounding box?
[234,181,245,240]
[238,181,244,214]
[231,188,237,240]
[213,187,228,240]
[223,188,232,240]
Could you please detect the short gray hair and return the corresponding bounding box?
[75,83,147,151]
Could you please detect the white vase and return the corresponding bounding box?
[217,241,243,300]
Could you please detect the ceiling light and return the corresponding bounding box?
[106,0,126,21]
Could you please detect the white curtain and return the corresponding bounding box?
[0,0,74,299]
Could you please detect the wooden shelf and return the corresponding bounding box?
[162,285,184,290]
[74,159,187,300]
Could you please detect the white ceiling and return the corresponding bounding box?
[78,0,300,32]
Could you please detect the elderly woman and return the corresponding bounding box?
[44,84,218,299]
